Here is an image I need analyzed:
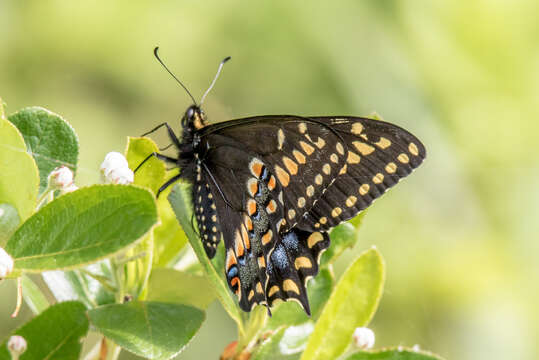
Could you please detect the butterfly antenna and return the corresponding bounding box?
[153,47,197,105]
[200,56,231,106]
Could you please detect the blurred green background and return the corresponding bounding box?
[1,1,538,359]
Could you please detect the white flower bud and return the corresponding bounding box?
[100,152,129,177]
[48,166,74,189]
[352,327,375,350]
[107,166,134,185]
[0,247,14,278]
[7,335,27,357]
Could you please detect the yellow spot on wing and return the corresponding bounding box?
[248,290,254,301]
[375,137,391,149]
[247,178,258,196]
[306,185,314,197]
[373,173,384,184]
[256,282,263,294]
[315,174,323,185]
[319,217,327,224]
[288,209,296,219]
[277,129,285,150]
[307,232,324,248]
[351,122,364,135]
[313,137,326,149]
[268,175,276,190]
[346,196,357,207]
[330,153,339,163]
[275,165,290,187]
[297,197,306,208]
[398,153,409,163]
[353,141,375,155]
[293,149,306,164]
[385,162,397,174]
[294,256,312,270]
[283,156,298,175]
[322,163,331,175]
[331,207,342,217]
[268,285,280,297]
[409,142,419,156]
[347,151,361,164]
[283,279,300,294]
[262,230,273,245]
[359,184,370,195]
[300,141,315,155]
[298,122,307,134]
[336,142,345,155]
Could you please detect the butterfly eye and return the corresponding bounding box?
[186,107,195,120]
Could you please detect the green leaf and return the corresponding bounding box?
[6,185,158,273]
[321,218,364,266]
[0,301,89,360]
[345,348,445,360]
[88,301,205,360]
[268,267,333,328]
[21,275,50,314]
[0,203,20,247]
[168,183,244,332]
[146,268,215,309]
[301,248,385,360]
[125,137,166,195]
[8,107,79,193]
[0,112,39,221]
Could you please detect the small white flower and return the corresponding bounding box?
[100,152,129,177]
[0,247,14,279]
[412,344,421,352]
[7,335,27,357]
[107,166,134,185]
[352,327,375,350]
[48,166,74,189]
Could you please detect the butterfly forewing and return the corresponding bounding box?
[296,116,426,230]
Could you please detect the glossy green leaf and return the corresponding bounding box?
[0,203,20,247]
[124,231,154,300]
[168,183,244,331]
[6,185,158,273]
[268,267,333,328]
[146,268,215,309]
[88,301,205,360]
[21,275,49,314]
[0,301,88,360]
[345,348,445,360]
[8,107,78,193]
[301,248,385,360]
[126,137,166,195]
[0,110,39,221]
[321,221,360,266]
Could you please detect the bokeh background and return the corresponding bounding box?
[1,1,538,359]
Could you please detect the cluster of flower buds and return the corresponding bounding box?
[100,152,134,185]
[48,166,78,193]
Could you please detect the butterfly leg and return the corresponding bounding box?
[134,152,177,173]
[156,173,182,198]
[141,122,181,148]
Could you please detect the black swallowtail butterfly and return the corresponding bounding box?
[137,48,426,314]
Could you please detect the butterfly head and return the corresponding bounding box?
[182,105,207,130]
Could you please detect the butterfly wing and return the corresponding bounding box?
[196,114,425,312]
[296,116,427,230]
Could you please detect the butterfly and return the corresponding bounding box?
[137,48,426,314]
